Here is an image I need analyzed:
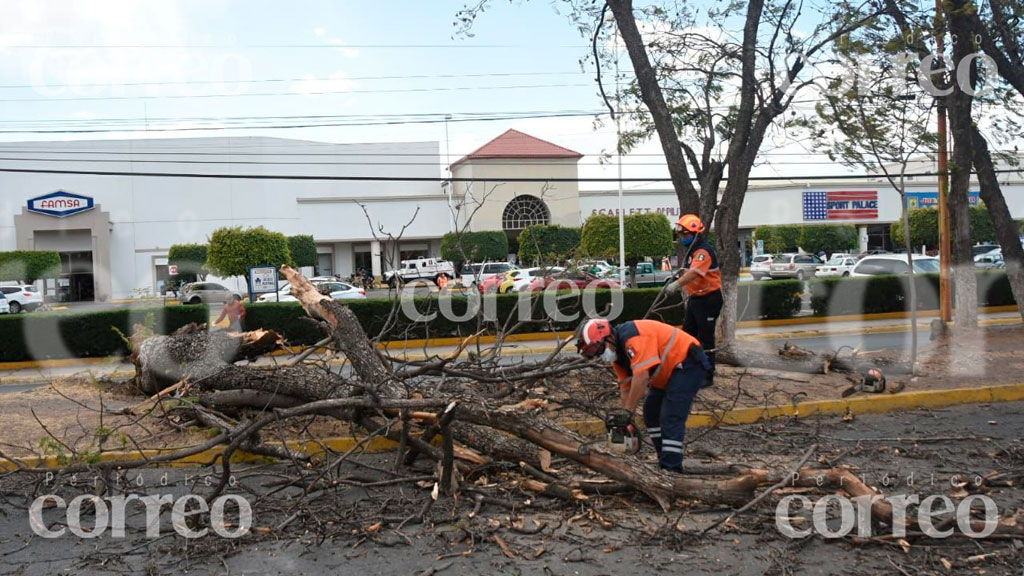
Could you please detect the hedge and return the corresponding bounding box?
[0,250,62,283]
[808,271,1015,316]
[0,305,209,362]
[440,231,509,263]
[245,280,804,345]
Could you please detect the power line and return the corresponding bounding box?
[0,165,1015,182]
[0,71,595,91]
[0,82,594,103]
[0,43,590,49]
[0,111,603,134]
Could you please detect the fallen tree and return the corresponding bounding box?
[104,266,1019,536]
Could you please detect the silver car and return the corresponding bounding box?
[769,253,823,281]
[179,282,241,305]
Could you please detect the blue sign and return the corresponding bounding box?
[27,191,95,218]
[906,191,980,210]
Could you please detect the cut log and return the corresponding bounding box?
[717,344,911,375]
[132,324,284,395]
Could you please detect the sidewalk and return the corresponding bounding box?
[2,309,1020,386]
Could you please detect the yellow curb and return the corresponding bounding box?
[738,305,1018,328]
[4,383,1023,471]
[0,356,121,371]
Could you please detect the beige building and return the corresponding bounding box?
[447,129,582,255]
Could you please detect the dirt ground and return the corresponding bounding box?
[1,324,1023,461]
[1,401,1021,575]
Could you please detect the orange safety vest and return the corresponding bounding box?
[611,320,701,390]
[684,239,722,297]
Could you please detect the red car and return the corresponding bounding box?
[526,270,622,291]
[478,271,512,294]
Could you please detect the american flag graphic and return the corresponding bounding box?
[802,191,879,221]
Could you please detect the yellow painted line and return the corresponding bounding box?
[738,305,1018,328]
[0,356,119,371]
[4,383,1022,471]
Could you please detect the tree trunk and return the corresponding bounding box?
[132,324,283,395]
[945,0,978,330]
[971,124,1024,320]
[716,344,910,375]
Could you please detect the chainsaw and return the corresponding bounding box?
[606,409,642,454]
[841,367,887,398]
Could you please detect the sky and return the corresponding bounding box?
[0,0,853,190]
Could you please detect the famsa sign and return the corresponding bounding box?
[27,191,95,218]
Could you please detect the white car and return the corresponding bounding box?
[850,254,940,277]
[749,255,772,280]
[815,255,859,278]
[459,262,515,288]
[259,281,365,302]
[0,285,44,313]
[509,267,565,292]
[0,292,9,314]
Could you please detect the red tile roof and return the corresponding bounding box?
[450,129,583,167]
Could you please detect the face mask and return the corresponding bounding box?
[680,236,695,246]
[600,347,617,363]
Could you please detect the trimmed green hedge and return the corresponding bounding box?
[0,305,209,362]
[809,271,1015,316]
[245,281,804,346]
[0,250,62,283]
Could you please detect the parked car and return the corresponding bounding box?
[850,254,940,277]
[459,261,514,288]
[505,267,565,292]
[179,282,241,305]
[974,252,1005,269]
[384,258,456,288]
[971,244,1000,258]
[814,255,859,278]
[478,271,514,294]
[749,255,773,280]
[855,249,891,260]
[313,281,366,300]
[526,269,622,291]
[632,261,675,288]
[0,292,9,314]
[769,253,823,281]
[0,285,44,313]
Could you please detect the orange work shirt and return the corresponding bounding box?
[684,240,722,297]
[610,320,701,391]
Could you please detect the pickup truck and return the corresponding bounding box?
[632,261,676,288]
[383,258,457,288]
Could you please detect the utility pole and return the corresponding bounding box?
[935,0,953,323]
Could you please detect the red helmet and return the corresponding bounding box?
[577,318,612,358]
[676,214,705,234]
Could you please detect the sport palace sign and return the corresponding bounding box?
[802,190,879,221]
[26,191,95,218]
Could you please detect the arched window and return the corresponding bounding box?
[502,195,550,231]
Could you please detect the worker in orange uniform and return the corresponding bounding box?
[664,214,722,388]
[577,317,711,472]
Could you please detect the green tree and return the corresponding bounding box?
[206,226,292,293]
[0,251,61,283]
[753,225,803,253]
[890,209,940,249]
[969,206,996,244]
[581,213,672,284]
[440,231,509,263]
[168,243,208,283]
[287,235,318,268]
[799,225,858,255]
[517,224,581,266]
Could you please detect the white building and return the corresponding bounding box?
[3,131,1023,302]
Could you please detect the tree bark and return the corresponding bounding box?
[133,324,283,395]
[945,0,978,330]
[971,124,1024,320]
[716,344,911,375]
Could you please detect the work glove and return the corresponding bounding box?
[606,408,634,428]
[663,280,682,295]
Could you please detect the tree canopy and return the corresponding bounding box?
[288,235,318,269]
[517,225,581,266]
[0,251,61,283]
[440,231,509,263]
[206,226,292,288]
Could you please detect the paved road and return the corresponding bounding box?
[1,400,1020,576]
